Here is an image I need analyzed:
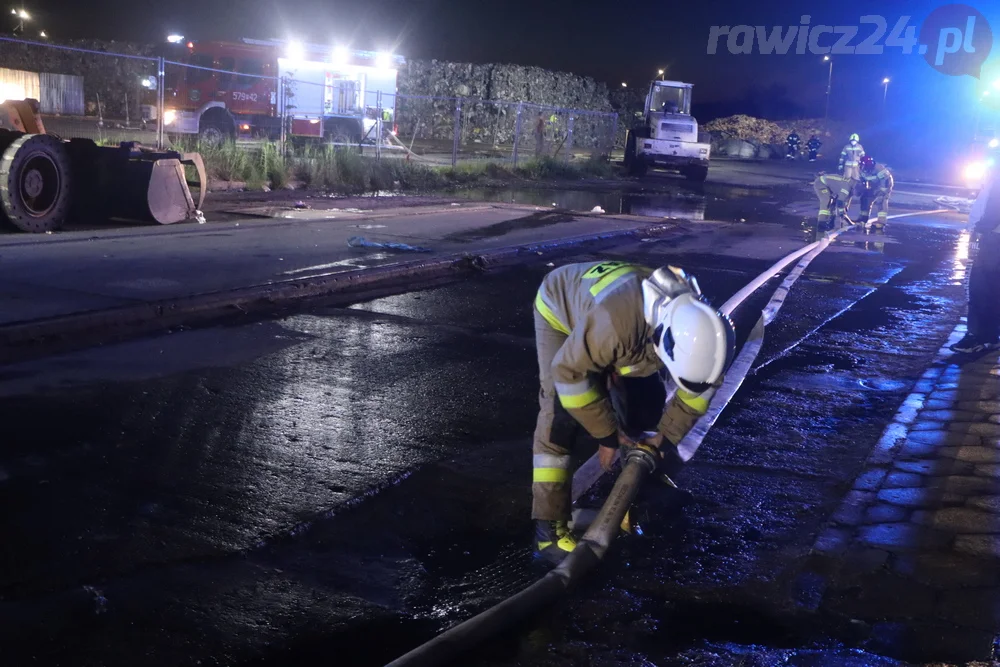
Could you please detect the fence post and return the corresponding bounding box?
[566,114,574,162]
[512,102,523,166]
[278,77,286,153]
[156,56,164,150]
[611,112,619,159]
[452,98,462,167]
[376,90,382,161]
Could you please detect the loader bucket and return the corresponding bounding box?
[65,140,208,226]
[144,158,197,224]
[112,148,206,225]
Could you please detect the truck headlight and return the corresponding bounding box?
[163,109,177,125]
[964,159,993,181]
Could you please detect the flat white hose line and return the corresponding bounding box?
[571,208,949,501]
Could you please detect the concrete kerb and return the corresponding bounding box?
[0,221,681,363]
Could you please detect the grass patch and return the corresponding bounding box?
[185,140,616,193]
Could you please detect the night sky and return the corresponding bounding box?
[16,0,1000,123]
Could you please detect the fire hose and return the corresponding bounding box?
[385,209,950,667]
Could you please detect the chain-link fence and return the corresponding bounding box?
[0,36,618,168]
[0,36,160,145]
[387,95,617,166]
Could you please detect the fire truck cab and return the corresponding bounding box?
[163,39,403,146]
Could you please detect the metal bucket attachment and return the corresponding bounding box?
[145,158,198,224]
[179,152,207,212]
[66,141,208,225]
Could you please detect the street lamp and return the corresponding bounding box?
[823,56,833,121]
[166,34,184,44]
[621,81,627,88]
[882,77,890,109]
[11,6,29,33]
[658,68,665,80]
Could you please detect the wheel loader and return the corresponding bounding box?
[0,98,206,233]
[623,80,710,182]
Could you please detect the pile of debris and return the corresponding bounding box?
[396,60,614,148]
[702,114,853,159]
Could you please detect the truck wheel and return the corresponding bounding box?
[198,122,232,148]
[685,165,709,182]
[0,134,73,233]
[325,121,362,153]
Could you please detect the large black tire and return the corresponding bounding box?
[324,120,363,152]
[198,121,232,148]
[624,131,647,177]
[685,164,709,182]
[0,134,73,233]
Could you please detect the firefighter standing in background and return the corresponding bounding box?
[952,164,1000,353]
[807,135,822,162]
[858,155,894,230]
[786,132,801,159]
[839,133,865,179]
[532,261,735,564]
[534,113,546,157]
[813,170,858,230]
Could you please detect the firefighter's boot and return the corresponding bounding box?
[535,520,577,565]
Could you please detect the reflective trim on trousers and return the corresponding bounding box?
[533,453,571,469]
[533,468,569,483]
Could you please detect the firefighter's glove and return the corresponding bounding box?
[634,432,684,488]
[597,431,633,471]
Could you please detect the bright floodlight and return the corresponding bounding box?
[38,30,46,37]
[658,69,664,75]
[621,81,627,88]
[823,55,830,61]
[17,9,28,19]
[375,51,393,69]
[286,40,305,62]
[882,77,890,84]
[332,45,349,67]
[166,34,184,44]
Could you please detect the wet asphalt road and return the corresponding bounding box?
[0,187,973,666]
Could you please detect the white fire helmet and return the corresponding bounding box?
[642,266,736,394]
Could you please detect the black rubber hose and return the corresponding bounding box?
[385,450,656,667]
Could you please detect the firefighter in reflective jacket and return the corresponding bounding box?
[858,155,893,229]
[786,132,801,159]
[807,135,822,162]
[814,171,858,228]
[839,133,865,179]
[532,261,735,564]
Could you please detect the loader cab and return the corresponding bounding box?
[646,81,692,117]
[644,81,698,143]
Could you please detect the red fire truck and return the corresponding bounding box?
[162,38,403,145]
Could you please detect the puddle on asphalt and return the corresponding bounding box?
[453,183,805,227]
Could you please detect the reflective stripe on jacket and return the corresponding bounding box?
[535,261,716,443]
[839,143,865,166]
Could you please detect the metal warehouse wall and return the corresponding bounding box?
[39,72,84,115]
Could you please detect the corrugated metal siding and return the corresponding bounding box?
[0,67,39,103]
[39,72,84,115]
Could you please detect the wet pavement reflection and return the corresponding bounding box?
[0,211,975,666]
